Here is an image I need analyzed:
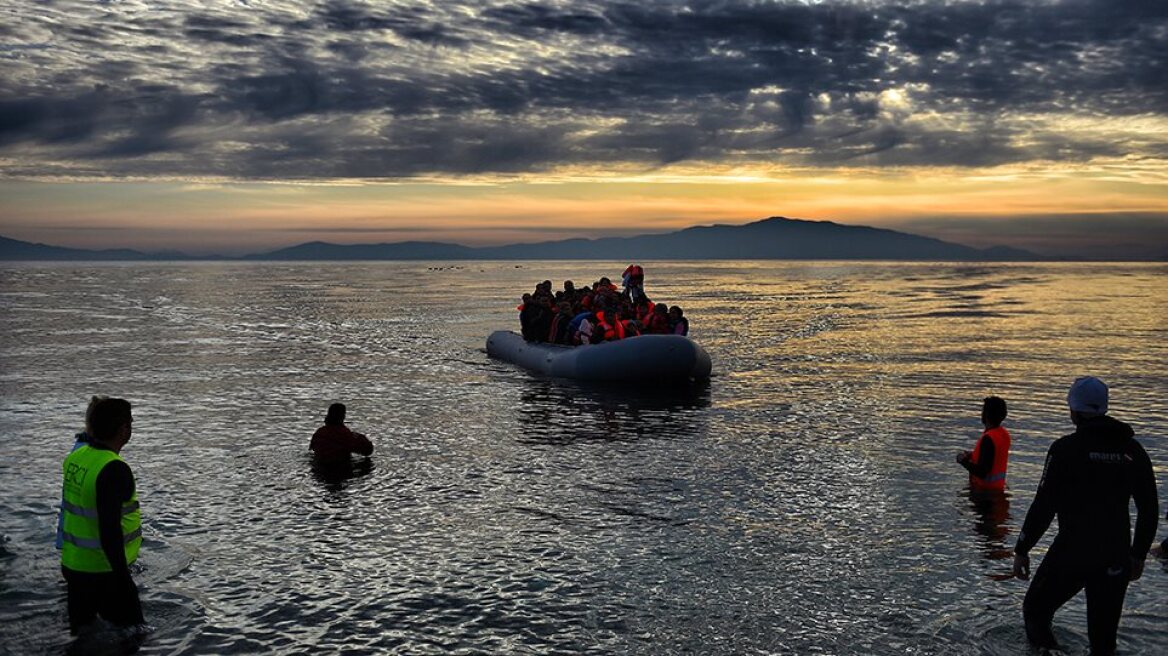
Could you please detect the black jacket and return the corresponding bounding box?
[1015,415,1159,562]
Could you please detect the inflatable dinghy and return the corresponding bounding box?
[487,330,712,382]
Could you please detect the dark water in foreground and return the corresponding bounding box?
[0,261,1165,655]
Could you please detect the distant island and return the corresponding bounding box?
[0,216,1054,261]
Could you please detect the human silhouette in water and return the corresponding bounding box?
[967,491,1013,564]
[955,397,1014,566]
[1012,377,1158,655]
[956,396,1011,493]
[309,404,373,465]
[59,398,146,633]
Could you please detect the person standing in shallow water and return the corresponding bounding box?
[1013,377,1159,655]
[956,396,1011,493]
[56,395,106,550]
[310,403,373,464]
[59,397,145,632]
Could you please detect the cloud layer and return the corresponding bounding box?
[2,0,1167,180]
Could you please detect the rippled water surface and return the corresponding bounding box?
[1,261,1165,655]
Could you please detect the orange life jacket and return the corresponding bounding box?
[644,312,669,334]
[970,426,1011,492]
[636,302,655,323]
[597,312,626,340]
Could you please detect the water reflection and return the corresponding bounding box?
[64,627,146,656]
[3,262,1167,654]
[965,490,1013,564]
[310,457,375,494]
[511,377,711,445]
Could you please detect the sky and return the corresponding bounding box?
[1,0,1167,258]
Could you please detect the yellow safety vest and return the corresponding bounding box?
[60,445,141,572]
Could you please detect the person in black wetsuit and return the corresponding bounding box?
[1012,377,1159,655]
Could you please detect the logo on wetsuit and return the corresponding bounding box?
[1087,452,1131,464]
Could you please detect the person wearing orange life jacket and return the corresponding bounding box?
[622,264,646,303]
[644,303,671,334]
[633,298,654,324]
[956,396,1011,492]
[593,277,619,307]
[622,264,644,287]
[595,308,626,341]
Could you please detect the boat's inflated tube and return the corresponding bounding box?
[487,330,712,382]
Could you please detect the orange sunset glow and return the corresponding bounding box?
[2,1,1166,259]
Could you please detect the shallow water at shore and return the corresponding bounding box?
[1,261,1166,654]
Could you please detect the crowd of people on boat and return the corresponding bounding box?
[516,265,689,345]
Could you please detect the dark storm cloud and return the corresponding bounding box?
[1,0,1167,178]
[230,114,571,179]
[313,1,472,46]
[185,16,276,48]
[0,92,108,146]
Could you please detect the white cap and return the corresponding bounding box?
[1067,376,1108,415]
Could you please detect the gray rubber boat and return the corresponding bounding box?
[486,330,712,382]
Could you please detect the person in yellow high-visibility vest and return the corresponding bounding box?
[59,397,144,631]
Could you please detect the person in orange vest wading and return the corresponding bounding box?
[956,396,1011,492]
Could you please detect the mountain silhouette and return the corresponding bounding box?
[252,217,1041,261]
[2,217,1043,261]
[0,235,154,260]
[250,240,478,260]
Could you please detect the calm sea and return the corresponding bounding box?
[1,261,1165,655]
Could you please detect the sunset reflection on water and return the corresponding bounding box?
[0,261,1164,654]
